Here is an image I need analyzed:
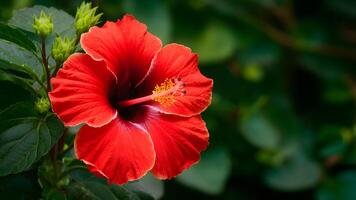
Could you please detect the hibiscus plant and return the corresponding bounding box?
[0,2,212,199]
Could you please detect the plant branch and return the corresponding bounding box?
[41,37,51,92]
[259,22,356,61]
[58,128,69,156]
[50,143,58,161]
[237,9,356,62]
[205,0,356,62]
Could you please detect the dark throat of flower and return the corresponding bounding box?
[117,78,186,108]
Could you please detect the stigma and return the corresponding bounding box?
[152,78,186,105]
[117,78,186,108]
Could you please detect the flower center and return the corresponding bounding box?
[117,78,186,108]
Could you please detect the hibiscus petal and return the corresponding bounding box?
[133,106,209,179]
[138,44,213,117]
[75,117,156,185]
[49,53,117,127]
[81,15,162,90]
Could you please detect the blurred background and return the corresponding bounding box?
[1,0,356,199]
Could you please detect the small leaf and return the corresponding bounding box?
[0,102,64,176]
[0,23,37,52]
[177,148,231,195]
[240,112,281,149]
[264,153,322,191]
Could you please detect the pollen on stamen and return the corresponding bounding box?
[152,78,185,106]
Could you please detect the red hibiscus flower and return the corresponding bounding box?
[49,15,213,185]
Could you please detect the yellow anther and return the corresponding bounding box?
[152,78,176,105]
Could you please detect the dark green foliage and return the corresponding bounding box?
[0,102,64,176]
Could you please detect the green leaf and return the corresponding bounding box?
[126,173,164,199]
[0,172,41,199]
[123,0,171,44]
[264,153,322,191]
[299,53,348,81]
[0,81,35,110]
[322,79,353,104]
[131,190,154,200]
[176,21,236,64]
[317,171,356,200]
[67,167,154,200]
[0,40,42,77]
[44,189,67,200]
[69,181,118,200]
[67,181,154,200]
[0,102,64,176]
[110,185,141,200]
[0,69,37,96]
[0,23,37,52]
[193,22,236,63]
[240,112,281,149]
[9,5,75,37]
[177,148,231,195]
[238,39,281,66]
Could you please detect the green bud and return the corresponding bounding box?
[32,11,53,37]
[35,97,51,114]
[75,2,102,35]
[51,36,76,64]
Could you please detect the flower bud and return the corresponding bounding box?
[35,97,51,114]
[32,11,53,37]
[75,2,102,35]
[51,36,76,64]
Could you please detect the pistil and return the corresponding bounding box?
[117,78,185,108]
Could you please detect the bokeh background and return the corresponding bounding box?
[1,0,356,199]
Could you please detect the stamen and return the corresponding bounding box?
[117,78,186,108]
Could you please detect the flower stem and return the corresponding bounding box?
[41,37,51,92]
[58,128,69,155]
[59,165,87,180]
